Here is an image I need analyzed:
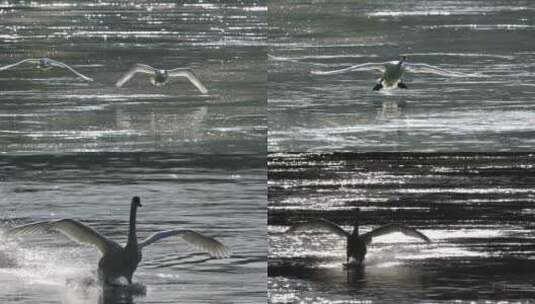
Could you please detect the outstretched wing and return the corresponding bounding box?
[311,62,387,75]
[404,63,476,77]
[286,218,350,238]
[115,64,156,87]
[46,59,94,81]
[168,68,208,94]
[140,229,230,258]
[360,223,431,245]
[0,59,39,71]
[7,218,120,255]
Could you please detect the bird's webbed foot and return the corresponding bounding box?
[397,82,408,89]
[372,83,383,91]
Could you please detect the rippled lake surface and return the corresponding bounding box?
[0,1,266,153]
[268,153,535,303]
[0,153,266,304]
[268,0,535,152]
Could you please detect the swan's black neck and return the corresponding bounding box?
[351,220,360,237]
[351,208,360,237]
[127,198,140,246]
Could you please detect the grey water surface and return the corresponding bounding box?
[0,1,266,153]
[268,0,535,152]
[268,153,535,303]
[0,153,266,304]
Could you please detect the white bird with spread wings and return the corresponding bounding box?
[311,56,478,91]
[116,64,208,94]
[0,58,93,81]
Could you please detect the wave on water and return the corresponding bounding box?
[421,24,535,31]
[368,6,533,17]
[405,52,515,60]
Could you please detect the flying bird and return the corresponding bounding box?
[286,208,431,266]
[115,64,208,93]
[0,58,93,81]
[6,196,230,286]
[311,56,475,91]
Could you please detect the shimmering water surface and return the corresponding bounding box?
[268,153,535,303]
[268,0,535,151]
[0,1,266,153]
[0,153,266,304]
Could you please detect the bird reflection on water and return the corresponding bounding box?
[269,256,429,296]
[99,283,146,304]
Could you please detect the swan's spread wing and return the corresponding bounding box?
[0,59,39,71]
[168,68,208,94]
[47,59,94,81]
[311,62,387,75]
[360,224,431,245]
[286,218,350,238]
[115,64,156,87]
[8,219,119,254]
[140,229,230,258]
[404,63,474,77]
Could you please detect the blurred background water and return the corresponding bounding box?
[268,0,535,152]
[0,153,266,304]
[268,153,535,303]
[0,0,266,153]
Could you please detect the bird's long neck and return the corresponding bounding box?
[127,203,139,246]
[351,220,360,237]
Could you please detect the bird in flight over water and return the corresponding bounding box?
[311,56,476,91]
[6,196,230,286]
[286,208,431,267]
[0,58,93,81]
[116,64,208,94]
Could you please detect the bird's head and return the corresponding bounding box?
[132,196,142,208]
[400,55,407,63]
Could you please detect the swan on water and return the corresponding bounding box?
[115,64,208,93]
[311,56,475,91]
[0,58,94,81]
[6,196,230,286]
[286,208,431,266]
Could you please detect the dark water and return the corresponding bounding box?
[268,0,535,151]
[268,153,535,303]
[0,153,266,304]
[0,1,266,153]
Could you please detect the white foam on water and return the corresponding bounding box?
[0,237,150,303]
